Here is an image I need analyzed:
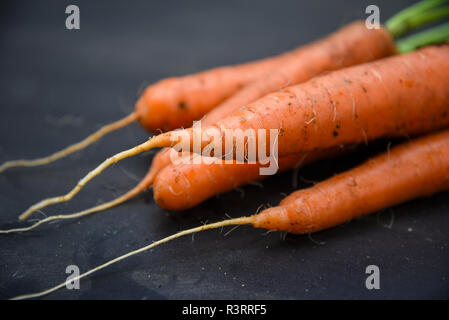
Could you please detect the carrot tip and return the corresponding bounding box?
[10,215,253,300]
[7,172,155,232]
[17,134,166,222]
[0,112,137,174]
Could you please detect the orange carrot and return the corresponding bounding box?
[13,128,449,300]
[17,45,449,221]
[253,129,449,233]
[153,148,345,211]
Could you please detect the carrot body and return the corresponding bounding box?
[252,129,449,234]
[135,21,395,132]
[153,148,345,210]
[181,45,449,159]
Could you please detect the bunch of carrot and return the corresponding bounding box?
[2,0,449,299]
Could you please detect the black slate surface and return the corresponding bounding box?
[0,0,448,300]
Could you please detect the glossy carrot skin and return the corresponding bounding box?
[252,129,449,234]
[135,21,395,133]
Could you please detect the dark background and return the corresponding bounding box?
[0,0,448,300]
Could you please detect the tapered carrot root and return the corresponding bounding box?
[2,150,190,232]
[11,216,253,300]
[1,167,154,234]
[253,129,449,233]
[18,133,172,221]
[0,113,138,174]
[9,149,189,231]
[12,128,449,300]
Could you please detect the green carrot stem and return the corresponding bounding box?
[396,22,449,52]
[403,6,449,31]
[387,0,448,37]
